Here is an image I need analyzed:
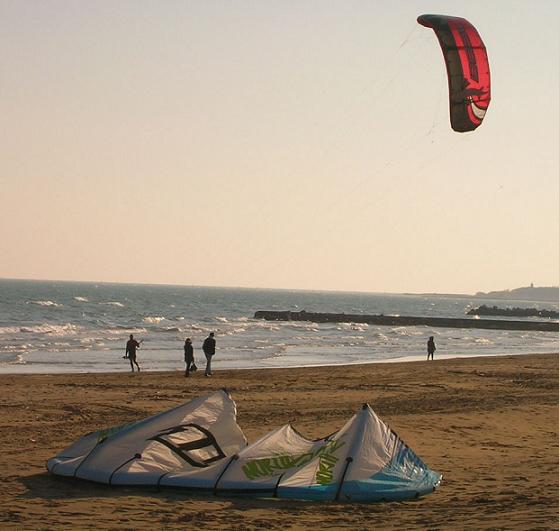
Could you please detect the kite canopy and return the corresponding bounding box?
[417,14,491,132]
[47,390,441,502]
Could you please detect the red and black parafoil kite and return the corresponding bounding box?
[417,14,490,133]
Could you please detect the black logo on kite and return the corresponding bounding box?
[149,423,226,468]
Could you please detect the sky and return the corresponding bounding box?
[2,1,559,294]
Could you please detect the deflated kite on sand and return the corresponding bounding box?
[47,390,441,502]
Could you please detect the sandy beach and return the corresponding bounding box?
[1,353,557,529]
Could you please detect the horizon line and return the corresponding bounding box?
[0,275,478,297]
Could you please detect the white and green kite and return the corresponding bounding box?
[47,390,441,502]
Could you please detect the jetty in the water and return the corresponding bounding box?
[467,305,559,319]
[254,310,559,332]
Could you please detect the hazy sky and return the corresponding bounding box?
[2,1,558,294]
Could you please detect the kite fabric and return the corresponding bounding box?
[417,14,491,132]
[47,390,441,502]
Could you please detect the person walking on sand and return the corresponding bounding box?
[427,336,436,361]
[184,337,195,377]
[126,334,141,372]
[202,332,216,377]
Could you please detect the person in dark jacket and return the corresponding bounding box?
[427,336,436,361]
[202,332,216,377]
[184,338,195,377]
[125,334,141,372]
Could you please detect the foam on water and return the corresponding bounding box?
[27,300,62,307]
[143,316,166,323]
[0,326,21,335]
[19,323,81,335]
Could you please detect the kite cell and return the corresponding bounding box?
[417,14,491,132]
[47,389,442,502]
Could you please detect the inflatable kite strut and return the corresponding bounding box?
[418,14,491,132]
[47,390,441,502]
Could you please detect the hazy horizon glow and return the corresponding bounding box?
[2,1,558,294]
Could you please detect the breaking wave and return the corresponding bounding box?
[143,316,166,324]
[19,323,81,335]
[0,326,20,335]
[27,300,62,307]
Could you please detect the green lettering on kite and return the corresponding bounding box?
[241,438,346,484]
[96,422,131,444]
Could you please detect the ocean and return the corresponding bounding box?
[1,279,558,374]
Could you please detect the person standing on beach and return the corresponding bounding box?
[427,336,436,361]
[202,332,216,377]
[126,334,141,372]
[184,337,195,377]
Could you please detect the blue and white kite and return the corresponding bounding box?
[48,390,441,502]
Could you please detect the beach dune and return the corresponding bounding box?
[0,353,557,529]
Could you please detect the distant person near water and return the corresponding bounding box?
[184,338,196,377]
[202,332,216,377]
[427,336,436,361]
[126,334,142,372]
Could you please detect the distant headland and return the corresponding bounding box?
[475,285,559,302]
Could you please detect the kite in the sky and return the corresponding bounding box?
[417,14,491,132]
[47,390,442,502]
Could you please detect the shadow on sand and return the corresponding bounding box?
[18,473,309,509]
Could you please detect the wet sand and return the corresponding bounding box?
[0,353,558,529]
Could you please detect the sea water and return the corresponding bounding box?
[1,279,558,374]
